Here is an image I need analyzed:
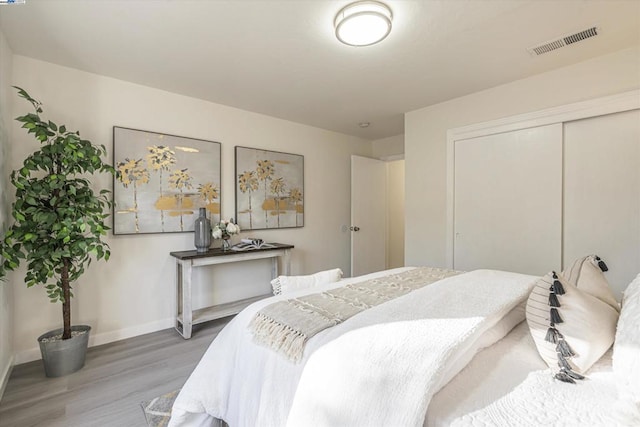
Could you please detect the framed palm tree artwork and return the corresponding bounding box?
[113,127,221,234]
[235,146,304,230]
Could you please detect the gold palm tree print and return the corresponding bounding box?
[146,145,176,231]
[198,182,219,218]
[168,168,193,231]
[238,170,259,229]
[256,159,275,227]
[270,177,286,228]
[116,158,150,233]
[288,187,303,227]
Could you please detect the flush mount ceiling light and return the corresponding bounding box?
[334,1,393,47]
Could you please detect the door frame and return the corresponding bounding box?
[445,89,640,269]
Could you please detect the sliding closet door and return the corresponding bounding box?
[454,124,562,275]
[563,110,640,298]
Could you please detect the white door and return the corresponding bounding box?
[351,155,386,277]
[453,124,563,275]
[563,110,640,299]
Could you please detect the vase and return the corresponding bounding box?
[194,208,211,253]
[221,236,231,251]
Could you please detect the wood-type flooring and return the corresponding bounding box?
[0,318,228,427]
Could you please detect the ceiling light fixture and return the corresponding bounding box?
[334,1,393,47]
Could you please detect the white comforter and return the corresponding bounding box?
[428,321,640,427]
[449,348,640,426]
[169,267,537,427]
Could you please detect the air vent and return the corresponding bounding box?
[528,26,600,56]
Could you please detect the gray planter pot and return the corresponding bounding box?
[37,325,91,377]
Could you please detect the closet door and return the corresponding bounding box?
[454,124,562,275]
[563,110,640,299]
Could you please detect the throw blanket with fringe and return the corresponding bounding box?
[249,267,460,361]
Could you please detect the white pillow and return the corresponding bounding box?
[526,271,619,376]
[271,268,343,296]
[563,255,619,312]
[613,274,640,407]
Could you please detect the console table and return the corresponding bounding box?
[170,243,294,339]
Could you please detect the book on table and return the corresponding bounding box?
[231,238,276,251]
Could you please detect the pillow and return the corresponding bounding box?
[563,255,619,312]
[613,274,640,406]
[271,268,343,296]
[526,271,619,380]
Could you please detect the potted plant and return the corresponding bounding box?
[0,87,114,377]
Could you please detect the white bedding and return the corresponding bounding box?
[429,321,626,427]
[169,267,537,427]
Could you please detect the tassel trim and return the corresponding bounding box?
[556,338,575,358]
[550,307,563,324]
[545,326,559,344]
[552,280,565,295]
[564,368,585,381]
[546,273,584,383]
[595,255,609,272]
[554,366,585,384]
[557,353,573,371]
[555,371,576,384]
[249,312,307,362]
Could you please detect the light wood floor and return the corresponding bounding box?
[0,318,229,427]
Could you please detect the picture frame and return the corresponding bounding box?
[235,146,304,230]
[113,126,221,234]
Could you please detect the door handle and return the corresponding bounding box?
[350,226,360,232]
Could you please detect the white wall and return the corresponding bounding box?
[386,160,404,269]
[405,46,640,268]
[10,55,372,363]
[0,26,14,398]
[372,134,404,159]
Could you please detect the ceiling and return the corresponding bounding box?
[0,0,638,140]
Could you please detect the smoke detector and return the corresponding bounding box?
[527,26,600,56]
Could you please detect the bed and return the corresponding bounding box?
[168,264,640,427]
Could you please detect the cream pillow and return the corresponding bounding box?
[526,271,619,377]
[563,255,619,312]
[271,268,343,296]
[613,274,640,406]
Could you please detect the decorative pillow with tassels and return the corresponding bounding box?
[526,271,619,382]
[563,254,619,312]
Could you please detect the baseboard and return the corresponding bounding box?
[13,317,175,365]
[88,317,175,349]
[0,355,14,402]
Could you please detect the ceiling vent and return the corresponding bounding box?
[528,26,599,56]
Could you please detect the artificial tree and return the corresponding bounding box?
[0,87,114,341]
